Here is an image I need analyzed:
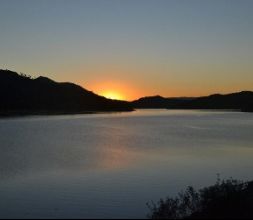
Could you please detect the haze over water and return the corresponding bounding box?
[0,110,253,218]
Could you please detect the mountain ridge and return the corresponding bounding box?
[1,69,253,115]
[132,91,253,112]
[0,69,133,116]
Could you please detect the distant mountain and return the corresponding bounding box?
[0,70,133,116]
[1,69,252,115]
[182,92,253,111]
[132,95,194,109]
[132,92,253,112]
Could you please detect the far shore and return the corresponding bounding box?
[0,108,252,119]
[0,109,135,118]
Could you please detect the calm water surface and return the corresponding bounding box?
[0,110,253,219]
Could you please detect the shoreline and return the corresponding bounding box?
[0,108,251,119]
[0,109,135,118]
[137,108,253,113]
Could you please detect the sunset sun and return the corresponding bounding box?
[1,0,253,219]
[101,91,124,100]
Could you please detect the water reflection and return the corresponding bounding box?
[0,110,253,218]
[0,110,253,180]
[0,117,141,180]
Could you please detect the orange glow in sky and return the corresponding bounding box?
[1,1,253,98]
[100,91,125,100]
[87,80,142,101]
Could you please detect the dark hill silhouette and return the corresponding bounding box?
[132,96,194,109]
[183,91,253,111]
[1,69,252,115]
[242,105,253,112]
[132,92,253,112]
[0,70,133,116]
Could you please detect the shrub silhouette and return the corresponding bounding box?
[147,178,253,219]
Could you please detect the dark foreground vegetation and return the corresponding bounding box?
[147,178,253,219]
[0,70,133,116]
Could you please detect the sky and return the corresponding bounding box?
[0,0,253,100]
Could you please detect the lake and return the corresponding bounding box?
[0,109,253,219]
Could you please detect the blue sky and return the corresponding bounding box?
[0,0,253,99]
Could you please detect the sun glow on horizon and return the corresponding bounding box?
[87,80,141,101]
[101,91,125,100]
